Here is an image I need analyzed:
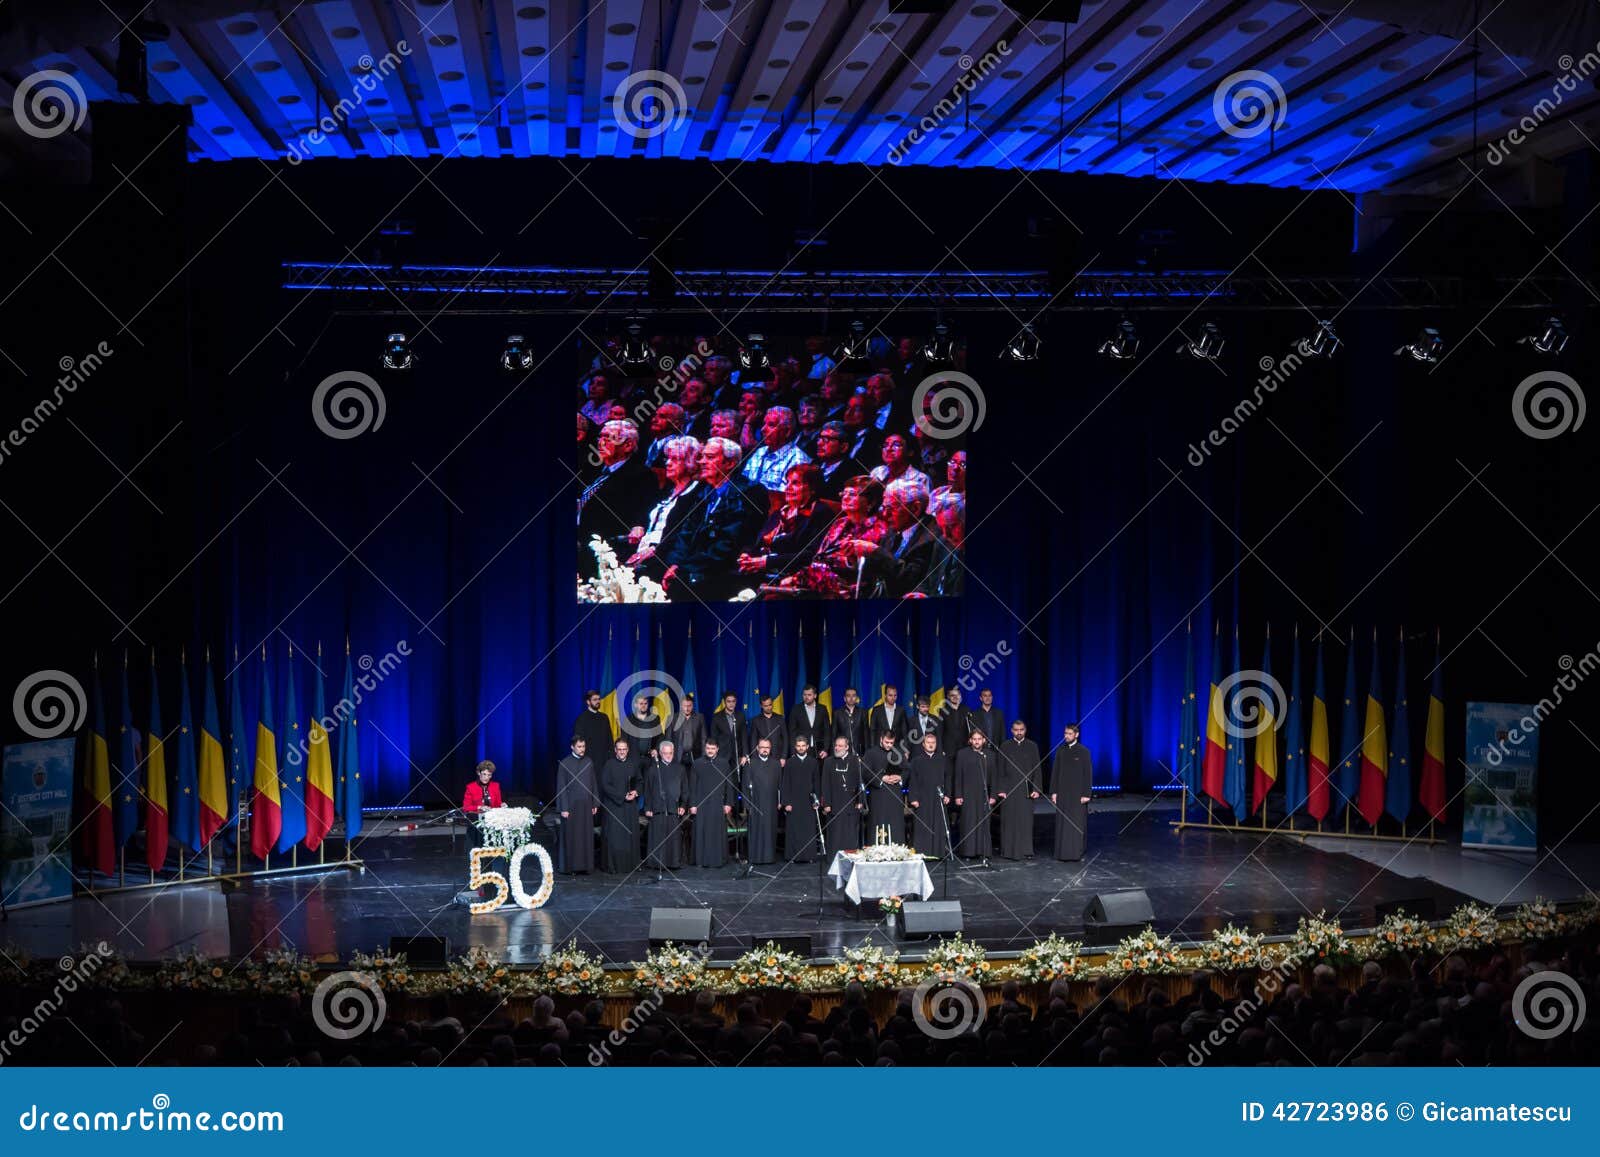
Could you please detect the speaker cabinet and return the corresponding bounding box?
[649,907,713,946]
[902,900,963,938]
[1084,889,1155,940]
[390,935,448,967]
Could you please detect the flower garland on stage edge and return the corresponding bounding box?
[834,944,901,990]
[1288,911,1358,968]
[633,942,711,994]
[1198,924,1274,972]
[1444,901,1501,951]
[727,941,813,992]
[1015,934,1087,983]
[535,941,607,996]
[1370,910,1440,957]
[922,933,991,982]
[1107,927,1185,975]
[348,948,415,993]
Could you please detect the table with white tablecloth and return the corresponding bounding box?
[827,851,935,904]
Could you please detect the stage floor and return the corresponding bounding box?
[11,801,1580,967]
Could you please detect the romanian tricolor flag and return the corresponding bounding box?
[250,649,282,860]
[1356,631,1388,826]
[173,652,201,852]
[926,621,943,718]
[1307,636,1330,821]
[276,645,307,854]
[818,622,834,716]
[653,624,673,726]
[1177,619,1199,798]
[1281,626,1307,816]
[742,622,759,713]
[145,655,170,873]
[598,626,620,739]
[1337,631,1361,818]
[1223,626,1248,821]
[304,646,336,852]
[796,622,810,713]
[1250,628,1279,816]
[1419,632,1447,822]
[1201,621,1228,807]
[768,623,785,716]
[197,652,229,845]
[81,660,115,877]
[902,619,917,709]
[683,622,698,704]
[114,656,139,848]
[228,651,247,829]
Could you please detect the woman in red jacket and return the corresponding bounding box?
[464,760,504,898]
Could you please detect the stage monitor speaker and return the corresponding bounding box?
[649,907,712,947]
[1084,889,1155,940]
[757,935,812,956]
[902,900,963,938]
[390,935,448,967]
[1373,897,1437,922]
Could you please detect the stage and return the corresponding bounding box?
[10,798,1591,968]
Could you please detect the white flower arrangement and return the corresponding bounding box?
[534,941,607,996]
[445,945,515,996]
[1289,911,1357,967]
[246,947,317,994]
[727,941,812,992]
[1015,933,1088,983]
[578,536,670,603]
[1509,897,1563,940]
[1370,910,1441,957]
[477,805,534,849]
[851,843,919,863]
[633,941,710,994]
[1107,927,1186,975]
[1199,924,1270,971]
[834,943,901,990]
[1444,901,1502,951]
[156,949,241,992]
[348,947,414,992]
[922,933,992,981]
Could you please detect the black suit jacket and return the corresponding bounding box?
[867,703,909,746]
[833,705,868,754]
[863,522,939,599]
[787,703,832,752]
[658,477,767,600]
[577,455,656,548]
[709,708,748,763]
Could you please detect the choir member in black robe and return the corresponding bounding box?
[1050,723,1094,862]
[624,694,663,767]
[743,738,782,864]
[599,740,641,874]
[908,695,941,752]
[820,737,864,853]
[555,737,599,873]
[867,686,909,748]
[952,730,994,858]
[747,697,788,763]
[780,737,820,862]
[668,694,706,765]
[688,740,733,868]
[940,687,975,755]
[572,691,615,767]
[863,730,906,842]
[832,689,868,754]
[711,693,748,769]
[786,685,831,753]
[906,733,952,858]
[643,740,687,870]
[971,690,1007,749]
[994,720,1041,860]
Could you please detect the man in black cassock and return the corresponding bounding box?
[556,736,599,873]
[941,686,974,755]
[780,735,820,862]
[747,695,788,764]
[906,732,952,858]
[1050,722,1093,862]
[688,738,733,868]
[669,693,706,766]
[572,689,615,767]
[832,687,867,754]
[786,684,831,753]
[994,719,1040,860]
[863,729,906,842]
[624,693,663,766]
[971,688,1007,749]
[867,684,909,748]
[743,737,782,864]
[820,736,863,852]
[599,738,641,874]
[643,739,687,870]
[711,691,748,769]
[952,729,994,858]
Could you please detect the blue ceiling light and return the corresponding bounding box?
[1298,320,1342,359]
[1178,321,1225,361]
[1521,315,1569,356]
[1395,327,1444,364]
[382,332,414,371]
[1099,317,1140,360]
[1004,324,1042,362]
[500,334,534,373]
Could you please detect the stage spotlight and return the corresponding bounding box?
[1178,321,1226,361]
[1522,315,1569,356]
[617,317,653,369]
[500,334,533,373]
[739,333,773,382]
[1297,319,1342,359]
[381,332,414,372]
[834,319,872,373]
[1004,324,1042,362]
[1098,317,1140,360]
[1395,327,1444,365]
[919,322,955,368]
